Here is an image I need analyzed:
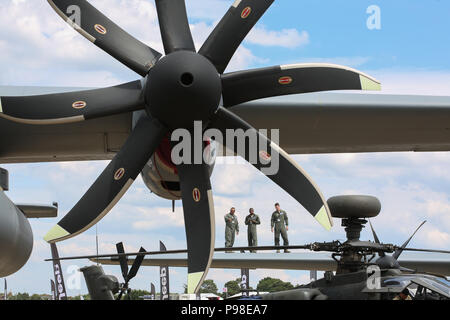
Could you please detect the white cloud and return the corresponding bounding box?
[212,161,257,196]
[131,206,185,230]
[0,0,299,86]
[247,27,309,48]
[422,229,450,248]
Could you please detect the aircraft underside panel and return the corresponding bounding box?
[1,88,450,164]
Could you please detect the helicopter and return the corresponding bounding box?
[48,195,450,300]
[256,195,450,300]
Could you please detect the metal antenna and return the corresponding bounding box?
[95,225,99,266]
[4,279,7,301]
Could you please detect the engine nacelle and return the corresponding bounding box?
[0,190,33,277]
[141,135,216,200]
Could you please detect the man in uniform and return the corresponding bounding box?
[271,203,290,253]
[225,207,239,251]
[245,208,261,252]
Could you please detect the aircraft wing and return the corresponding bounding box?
[1,86,450,163]
[92,252,450,276]
[232,92,450,155]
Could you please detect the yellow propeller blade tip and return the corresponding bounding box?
[314,206,333,231]
[187,272,204,294]
[44,224,70,243]
[360,75,381,91]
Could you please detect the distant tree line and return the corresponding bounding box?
[5,277,294,300]
[6,293,91,300]
[184,277,294,298]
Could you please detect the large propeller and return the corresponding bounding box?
[0,0,381,294]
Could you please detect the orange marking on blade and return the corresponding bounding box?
[278,76,293,85]
[114,168,125,181]
[94,24,107,35]
[192,188,201,202]
[241,7,252,19]
[72,101,87,109]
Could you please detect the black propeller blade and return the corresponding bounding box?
[209,107,333,230]
[200,0,274,73]
[44,117,167,243]
[393,221,427,259]
[222,64,381,107]
[177,158,215,294]
[115,243,146,300]
[155,0,196,54]
[48,0,162,76]
[0,81,144,124]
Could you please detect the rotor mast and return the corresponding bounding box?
[327,196,381,274]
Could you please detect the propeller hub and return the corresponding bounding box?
[145,51,222,129]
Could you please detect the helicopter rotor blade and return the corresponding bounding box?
[126,247,146,282]
[115,242,129,281]
[368,220,385,257]
[393,221,427,259]
[396,247,450,255]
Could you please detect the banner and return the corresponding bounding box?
[50,243,67,300]
[159,241,170,300]
[310,270,318,281]
[150,283,156,300]
[4,279,7,301]
[50,279,56,300]
[240,268,250,297]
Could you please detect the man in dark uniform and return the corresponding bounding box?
[271,203,290,253]
[245,208,260,252]
[224,207,239,251]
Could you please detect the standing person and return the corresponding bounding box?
[271,203,290,253]
[245,208,261,252]
[225,207,239,252]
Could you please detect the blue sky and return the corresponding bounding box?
[0,0,449,296]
